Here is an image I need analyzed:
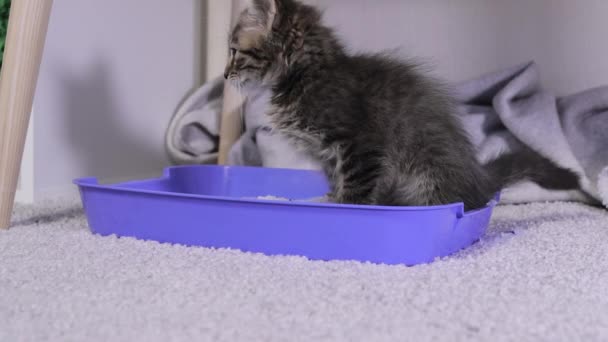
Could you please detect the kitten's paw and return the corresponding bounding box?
[325,192,339,204]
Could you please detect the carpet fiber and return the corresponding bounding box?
[1,196,607,342]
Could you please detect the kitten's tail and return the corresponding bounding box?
[483,146,580,192]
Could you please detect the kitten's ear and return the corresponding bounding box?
[248,0,280,33]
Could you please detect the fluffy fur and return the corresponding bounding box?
[225,0,579,210]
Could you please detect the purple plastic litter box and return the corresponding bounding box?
[74,165,499,266]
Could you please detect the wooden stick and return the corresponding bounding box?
[218,83,246,165]
[0,0,53,229]
[217,0,248,165]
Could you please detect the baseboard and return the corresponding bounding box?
[15,112,35,204]
[97,170,166,185]
[33,169,166,203]
[14,188,34,203]
[34,183,80,202]
[14,107,168,204]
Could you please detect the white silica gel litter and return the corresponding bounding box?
[256,195,291,201]
[249,195,330,203]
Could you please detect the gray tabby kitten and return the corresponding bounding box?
[225,0,578,210]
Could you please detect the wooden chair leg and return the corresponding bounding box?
[0,0,53,229]
[218,82,245,165]
[217,0,248,165]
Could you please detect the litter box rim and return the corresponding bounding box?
[73,165,499,216]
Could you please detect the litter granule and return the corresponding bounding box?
[244,195,330,203]
[256,195,291,201]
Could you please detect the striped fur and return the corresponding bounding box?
[226,0,579,210]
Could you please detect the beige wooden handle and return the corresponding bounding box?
[217,0,249,165]
[217,82,245,165]
[0,0,53,229]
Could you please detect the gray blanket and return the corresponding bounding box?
[166,61,608,207]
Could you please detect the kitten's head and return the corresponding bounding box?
[224,0,324,90]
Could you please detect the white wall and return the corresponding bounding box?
[492,0,608,94]
[32,0,201,196]
[308,0,608,95]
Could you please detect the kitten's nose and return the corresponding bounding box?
[224,71,229,79]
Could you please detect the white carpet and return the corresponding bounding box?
[1,196,607,342]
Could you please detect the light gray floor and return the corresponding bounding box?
[1,196,607,342]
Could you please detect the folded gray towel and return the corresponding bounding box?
[166,61,608,208]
